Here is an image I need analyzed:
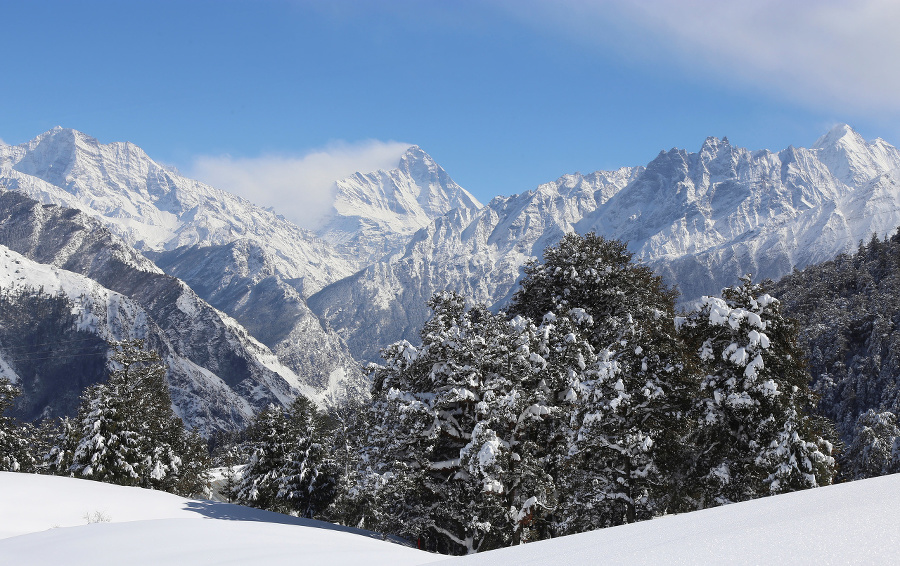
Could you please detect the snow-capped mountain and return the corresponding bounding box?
[0,127,351,295]
[5,123,900,434]
[582,125,900,301]
[150,239,364,398]
[0,190,352,434]
[317,145,482,268]
[311,125,900,362]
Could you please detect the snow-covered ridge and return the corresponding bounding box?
[311,125,900,362]
[0,127,351,295]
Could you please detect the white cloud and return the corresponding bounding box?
[0,138,7,146]
[500,0,900,117]
[189,140,411,230]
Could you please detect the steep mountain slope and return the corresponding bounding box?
[151,240,364,398]
[0,190,336,434]
[311,125,900,362]
[309,167,640,362]
[773,231,900,440]
[0,242,254,433]
[318,145,482,268]
[0,127,350,295]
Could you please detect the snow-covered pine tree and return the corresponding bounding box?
[840,409,900,480]
[231,404,292,512]
[509,232,692,529]
[526,311,597,537]
[0,376,37,472]
[680,277,835,507]
[320,397,384,530]
[62,340,209,495]
[275,396,338,518]
[369,292,566,554]
[231,396,338,518]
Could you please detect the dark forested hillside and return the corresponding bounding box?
[774,232,900,444]
[0,288,108,421]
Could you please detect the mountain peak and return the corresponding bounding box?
[813,123,864,150]
[397,144,439,174]
[700,136,732,158]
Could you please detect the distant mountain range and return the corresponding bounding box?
[2,124,899,433]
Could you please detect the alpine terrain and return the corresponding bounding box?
[2,124,900,434]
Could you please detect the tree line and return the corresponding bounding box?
[204,233,839,554]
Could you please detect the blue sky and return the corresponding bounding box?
[3,1,900,227]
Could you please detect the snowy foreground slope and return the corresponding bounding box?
[441,474,900,565]
[2,472,898,565]
[0,473,431,566]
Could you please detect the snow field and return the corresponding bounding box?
[2,472,899,565]
[0,472,433,566]
[437,473,900,565]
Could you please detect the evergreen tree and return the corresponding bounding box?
[231,404,292,511]
[774,229,900,453]
[369,292,571,554]
[680,277,835,507]
[840,410,900,480]
[231,396,338,518]
[509,233,692,529]
[321,397,385,530]
[0,377,37,472]
[276,396,338,518]
[59,340,210,495]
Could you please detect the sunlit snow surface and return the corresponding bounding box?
[2,472,899,565]
[0,473,432,566]
[438,474,900,566]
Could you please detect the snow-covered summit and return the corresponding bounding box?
[812,123,900,187]
[0,127,352,295]
[318,145,482,267]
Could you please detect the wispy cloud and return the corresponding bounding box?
[501,0,900,117]
[189,140,411,230]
